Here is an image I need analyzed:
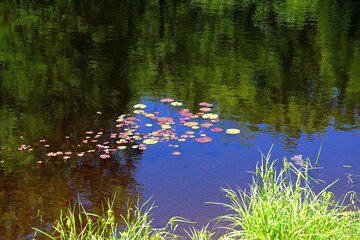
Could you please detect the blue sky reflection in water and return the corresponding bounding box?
[1,0,360,238]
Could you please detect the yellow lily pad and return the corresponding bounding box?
[143,139,158,145]
[134,104,147,109]
[226,128,240,134]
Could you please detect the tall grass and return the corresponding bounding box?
[212,150,360,239]
[34,150,360,239]
[33,197,186,240]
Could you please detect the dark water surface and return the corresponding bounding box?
[1,0,360,238]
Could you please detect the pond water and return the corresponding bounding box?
[1,0,360,238]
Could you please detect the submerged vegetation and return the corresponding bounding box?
[34,152,360,239]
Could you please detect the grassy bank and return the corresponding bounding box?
[33,152,360,239]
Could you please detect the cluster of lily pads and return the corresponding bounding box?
[2,98,241,163]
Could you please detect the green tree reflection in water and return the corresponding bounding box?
[129,0,360,149]
[0,0,360,238]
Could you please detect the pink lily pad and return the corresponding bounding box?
[100,154,110,159]
[199,102,213,107]
[127,117,137,121]
[201,123,213,128]
[195,136,213,143]
[157,117,174,122]
[199,107,212,112]
[210,127,223,132]
[160,98,174,103]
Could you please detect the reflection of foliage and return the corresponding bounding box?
[0,0,135,151]
[2,0,360,151]
[128,0,360,148]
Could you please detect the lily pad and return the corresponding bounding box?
[100,154,110,159]
[195,136,213,143]
[134,104,147,109]
[171,101,183,106]
[199,102,213,107]
[172,151,181,155]
[183,122,199,127]
[226,128,240,134]
[160,98,174,103]
[199,107,212,112]
[210,127,223,132]
[200,123,213,128]
[143,139,158,145]
[202,113,219,119]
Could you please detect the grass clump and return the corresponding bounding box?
[34,150,360,239]
[33,197,185,240]
[213,150,360,239]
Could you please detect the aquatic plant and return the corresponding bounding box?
[1,98,241,165]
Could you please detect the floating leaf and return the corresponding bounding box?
[161,124,171,129]
[127,117,137,121]
[195,136,213,143]
[143,139,158,145]
[134,104,147,109]
[210,127,223,132]
[133,110,145,114]
[192,126,200,129]
[65,151,73,155]
[226,128,240,134]
[199,107,212,112]
[172,151,181,155]
[86,131,93,134]
[145,124,153,127]
[100,154,110,159]
[118,146,127,150]
[183,122,199,127]
[200,123,213,128]
[157,117,174,122]
[199,102,213,107]
[202,113,219,119]
[171,101,183,106]
[160,98,174,103]
[185,131,195,135]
